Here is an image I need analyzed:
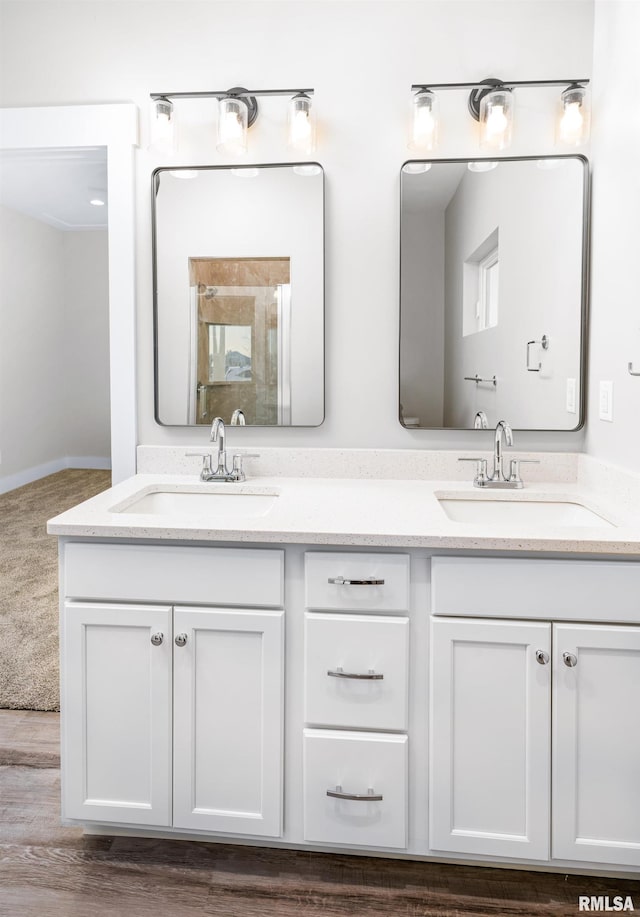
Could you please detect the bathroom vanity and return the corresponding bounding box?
[48,458,640,877]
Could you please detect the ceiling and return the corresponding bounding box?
[0,147,108,231]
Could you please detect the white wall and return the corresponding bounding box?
[0,205,67,478]
[62,230,111,458]
[0,204,110,487]
[0,0,595,454]
[585,0,640,472]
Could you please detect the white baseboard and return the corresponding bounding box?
[0,456,111,495]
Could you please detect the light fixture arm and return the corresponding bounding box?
[150,87,314,101]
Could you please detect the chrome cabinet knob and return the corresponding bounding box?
[563,652,578,667]
[175,633,188,647]
[535,649,549,665]
[150,632,164,646]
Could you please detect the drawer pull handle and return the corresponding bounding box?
[327,667,384,680]
[326,785,383,802]
[175,633,188,647]
[150,632,164,646]
[563,652,578,667]
[535,650,549,665]
[328,577,385,586]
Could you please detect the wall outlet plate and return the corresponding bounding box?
[599,380,614,422]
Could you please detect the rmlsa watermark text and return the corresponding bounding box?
[579,897,635,912]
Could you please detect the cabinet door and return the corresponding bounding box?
[430,617,551,860]
[553,624,640,867]
[62,602,172,826]
[173,607,284,836]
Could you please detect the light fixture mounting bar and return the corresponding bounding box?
[150,88,314,101]
[411,79,589,92]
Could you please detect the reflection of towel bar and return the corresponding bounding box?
[464,375,497,386]
[527,334,549,372]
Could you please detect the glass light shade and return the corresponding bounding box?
[402,162,432,174]
[409,90,439,151]
[217,97,248,156]
[558,85,590,146]
[479,88,513,151]
[288,93,316,154]
[149,98,178,153]
[467,161,498,173]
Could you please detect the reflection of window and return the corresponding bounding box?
[477,246,499,331]
[463,228,499,336]
[207,324,252,383]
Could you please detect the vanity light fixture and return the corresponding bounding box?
[409,78,590,153]
[557,83,590,146]
[149,87,316,156]
[409,89,439,152]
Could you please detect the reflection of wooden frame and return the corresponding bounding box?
[187,257,291,425]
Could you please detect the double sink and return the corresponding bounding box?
[111,485,614,529]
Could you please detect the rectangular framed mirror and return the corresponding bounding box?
[153,163,324,426]
[399,155,589,431]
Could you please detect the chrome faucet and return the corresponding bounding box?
[474,410,488,430]
[459,419,539,488]
[187,416,259,482]
[210,416,228,476]
[491,420,513,483]
[230,409,246,426]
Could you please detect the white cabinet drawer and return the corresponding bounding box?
[305,552,410,613]
[432,556,640,623]
[303,729,408,849]
[64,542,284,608]
[304,613,409,730]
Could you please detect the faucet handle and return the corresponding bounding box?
[185,451,214,479]
[231,453,260,482]
[508,458,540,483]
[458,457,489,483]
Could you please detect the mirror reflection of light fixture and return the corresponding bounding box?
[467,161,498,173]
[149,86,315,156]
[402,162,432,174]
[231,167,260,178]
[409,89,439,151]
[558,83,590,146]
[408,77,590,153]
[293,164,322,177]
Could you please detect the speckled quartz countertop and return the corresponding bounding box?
[46,470,640,556]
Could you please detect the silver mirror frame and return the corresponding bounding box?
[151,162,326,428]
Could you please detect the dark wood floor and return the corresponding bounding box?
[0,711,638,916]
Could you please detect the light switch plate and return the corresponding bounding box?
[566,378,577,414]
[599,380,614,422]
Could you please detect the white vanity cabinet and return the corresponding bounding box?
[430,557,640,870]
[61,543,285,838]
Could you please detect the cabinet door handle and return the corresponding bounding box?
[150,632,164,646]
[328,577,385,586]
[535,649,549,665]
[326,785,383,802]
[327,667,384,680]
[175,633,188,647]
[563,652,578,667]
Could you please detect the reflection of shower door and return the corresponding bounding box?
[276,283,291,425]
[188,258,291,425]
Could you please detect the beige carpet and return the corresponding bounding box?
[0,469,111,711]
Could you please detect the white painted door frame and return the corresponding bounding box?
[0,104,138,482]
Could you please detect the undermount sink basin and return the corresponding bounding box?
[112,488,279,519]
[437,496,614,528]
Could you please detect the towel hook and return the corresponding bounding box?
[629,362,640,377]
